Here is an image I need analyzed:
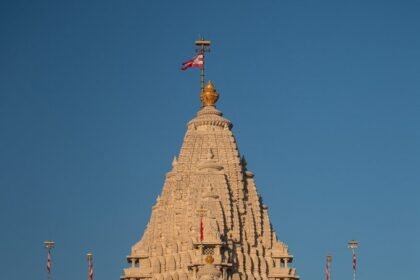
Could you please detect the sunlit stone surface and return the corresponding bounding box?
[121,82,299,280]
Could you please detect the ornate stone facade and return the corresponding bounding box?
[121,82,299,280]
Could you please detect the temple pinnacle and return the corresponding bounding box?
[200,81,219,106]
[121,49,299,280]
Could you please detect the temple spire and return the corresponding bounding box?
[121,48,299,280]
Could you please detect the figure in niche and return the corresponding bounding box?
[152,244,164,257]
[203,210,221,242]
[189,225,198,243]
[207,148,214,160]
[174,188,183,200]
[208,183,214,193]
[202,182,219,200]
[166,241,178,254]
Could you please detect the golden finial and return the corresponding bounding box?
[200,81,219,106]
[205,255,215,264]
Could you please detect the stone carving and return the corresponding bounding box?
[197,256,222,280]
[121,83,299,280]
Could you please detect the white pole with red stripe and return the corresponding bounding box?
[348,240,359,280]
[44,240,55,280]
[87,253,94,280]
[326,255,332,280]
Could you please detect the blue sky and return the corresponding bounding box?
[0,0,419,279]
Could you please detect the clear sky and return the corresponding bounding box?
[0,0,419,279]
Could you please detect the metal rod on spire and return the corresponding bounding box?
[195,38,211,92]
[44,240,55,280]
[348,240,358,280]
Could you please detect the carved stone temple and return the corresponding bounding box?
[120,81,299,280]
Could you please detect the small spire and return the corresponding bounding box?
[200,81,219,106]
[206,148,214,160]
[241,155,248,168]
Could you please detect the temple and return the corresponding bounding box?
[120,81,299,280]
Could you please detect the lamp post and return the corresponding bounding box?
[44,240,55,280]
[347,240,359,280]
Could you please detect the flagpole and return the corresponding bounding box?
[348,240,358,280]
[195,38,211,92]
[87,253,94,280]
[201,59,204,92]
[326,255,332,280]
[44,240,55,280]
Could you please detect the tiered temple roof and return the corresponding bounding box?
[121,82,299,280]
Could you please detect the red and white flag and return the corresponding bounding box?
[181,53,204,70]
[200,216,204,242]
[47,250,51,274]
[89,259,94,280]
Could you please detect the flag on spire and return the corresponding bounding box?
[196,206,206,242]
[181,53,204,70]
[200,216,204,242]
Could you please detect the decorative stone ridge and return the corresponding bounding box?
[188,106,232,130]
[121,84,299,280]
